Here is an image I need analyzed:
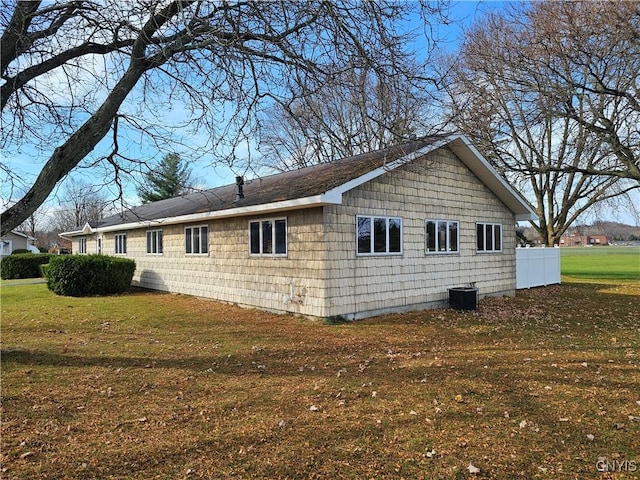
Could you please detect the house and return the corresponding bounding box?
[60,135,537,320]
[559,234,611,247]
[0,230,39,257]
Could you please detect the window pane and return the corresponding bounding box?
[426,221,436,252]
[275,220,286,254]
[485,224,493,251]
[250,222,260,254]
[123,236,127,254]
[449,222,458,252]
[262,221,273,254]
[193,228,200,254]
[157,231,163,254]
[373,218,387,253]
[146,232,151,253]
[185,228,192,254]
[437,221,447,251]
[494,224,501,251]
[389,218,401,253]
[201,227,208,254]
[477,224,484,251]
[357,217,371,253]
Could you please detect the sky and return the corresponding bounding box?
[2,0,638,228]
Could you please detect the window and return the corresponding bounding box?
[477,223,502,252]
[146,229,163,254]
[425,220,459,254]
[78,237,87,254]
[115,233,127,255]
[249,219,286,256]
[356,216,402,255]
[185,225,208,254]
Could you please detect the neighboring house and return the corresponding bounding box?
[61,135,537,320]
[0,230,39,256]
[559,234,611,247]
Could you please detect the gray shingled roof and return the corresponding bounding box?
[91,138,444,229]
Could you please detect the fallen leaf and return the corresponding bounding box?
[467,463,481,474]
[309,405,319,412]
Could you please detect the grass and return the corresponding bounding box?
[1,279,639,479]
[561,246,640,281]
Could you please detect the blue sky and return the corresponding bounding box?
[2,1,638,227]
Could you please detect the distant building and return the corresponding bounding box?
[0,230,39,256]
[559,234,611,246]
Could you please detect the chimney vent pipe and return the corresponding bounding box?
[235,176,244,200]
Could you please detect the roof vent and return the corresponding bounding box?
[235,176,244,200]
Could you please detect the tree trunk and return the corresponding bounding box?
[1,64,146,236]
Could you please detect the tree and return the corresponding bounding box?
[258,61,442,171]
[444,2,639,246]
[50,178,107,232]
[0,0,448,236]
[532,2,640,182]
[137,153,193,203]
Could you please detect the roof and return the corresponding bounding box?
[1,230,36,241]
[61,135,537,237]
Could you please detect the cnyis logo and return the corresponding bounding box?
[596,459,638,473]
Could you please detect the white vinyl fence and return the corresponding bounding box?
[515,247,561,289]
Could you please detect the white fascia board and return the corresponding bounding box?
[59,223,94,239]
[89,194,341,234]
[447,135,538,222]
[323,137,452,199]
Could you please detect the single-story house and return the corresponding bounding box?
[61,134,537,320]
[0,230,39,256]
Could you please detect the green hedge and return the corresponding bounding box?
[0,253,53,279]
[46,255,136,296]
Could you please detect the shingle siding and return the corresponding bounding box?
[323,147,516,319]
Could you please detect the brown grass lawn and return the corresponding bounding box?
[1,280,639,479]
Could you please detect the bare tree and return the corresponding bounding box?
[257,62,443,171]
[1,0,448,235]
[49,178,107,232]
[531,2,640,182]
[444,2,639,245]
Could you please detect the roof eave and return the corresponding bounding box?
[76,194,341,235]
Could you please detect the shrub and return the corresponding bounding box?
[1,253,53,279]
[11,248,30,254]
[46,255,136,296]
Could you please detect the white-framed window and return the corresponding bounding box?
[477,222,502,252]
[114,233,127,255]
[185,225,208,255]
[425,220,459,254]
[249,218,287,256]
[356,215,402,255]
[78,237,87,254]
[146,229,163,255]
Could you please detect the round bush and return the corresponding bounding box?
[0,253,53,279]
[46,255,136,296]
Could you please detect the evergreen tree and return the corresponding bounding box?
[137,153,193,204]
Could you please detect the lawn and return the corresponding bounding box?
[561,246,640,281]
[1,279,639,479]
